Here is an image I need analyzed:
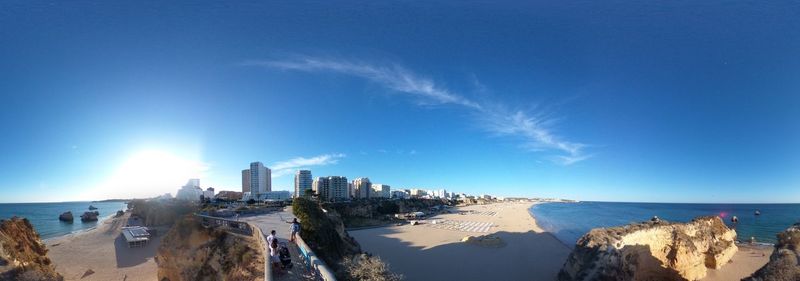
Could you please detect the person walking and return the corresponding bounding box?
[288,218,301,243]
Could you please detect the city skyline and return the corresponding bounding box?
[1,1,798,203]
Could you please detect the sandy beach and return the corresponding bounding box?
[702,244,772,281]
[350,202,571,281]
[46,212,162,281]
[350,202,774,281]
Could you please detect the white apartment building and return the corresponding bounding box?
[371,184,391,198]
[176,179,203,202]
[294,170,312,198]
[248,162,271,194]
[313,176,349,202]
[391,190,409,199]
[352,177,371,199]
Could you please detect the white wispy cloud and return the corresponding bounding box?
[243,57,482,110]
[247,57,591,165]
[271,153,346,177]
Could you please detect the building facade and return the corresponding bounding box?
[352,177,371,199]
[203,187,215,200]
[313,176,349,202]
[391,190,409,199]
[294,170,312,198]
[371,184,391,198]
[248,162,271,194]
[241,169,251,193]
[250,190,291,201]
[176,179,203,201]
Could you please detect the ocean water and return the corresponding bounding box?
[0,201,128,239]
[530,202,800,246]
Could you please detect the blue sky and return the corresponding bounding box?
[1,1,799,203]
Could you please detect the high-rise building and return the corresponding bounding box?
[241,169,251,193]
[328,176,349,202]
[176,179,203,201]
[203,187,215,200]
[312,177,329,200]
[352,177,371,199]
[313,176,349,202]
[294,170,312,198]
[371,184,391,198]
[248,162,271,194]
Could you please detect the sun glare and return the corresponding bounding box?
[90,149,208,199]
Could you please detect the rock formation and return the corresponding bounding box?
[57,212,72,222]
[0,217,63,281]
[156,216,263,281]
[743,223,800,281]
[559,216,737,281]
[79,211,98,222]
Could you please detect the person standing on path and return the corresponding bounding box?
[287,218,300,243]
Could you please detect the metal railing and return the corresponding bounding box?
[295,235,337,281]
[195,213,254,236]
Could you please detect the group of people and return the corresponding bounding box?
[266,218,302,271]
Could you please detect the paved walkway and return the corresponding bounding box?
[241,207,314,281]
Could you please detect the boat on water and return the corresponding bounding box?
[755,210,761,216]
[731,216,739,223]
[88,205,98,210]
[58,211,73,222]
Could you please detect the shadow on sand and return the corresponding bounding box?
[350,227,572,281]
[113,230,163,268]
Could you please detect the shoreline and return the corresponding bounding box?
[526,201,574,249]
[350,201,572,281]
[46,211,162,281]
[42,213,118,242]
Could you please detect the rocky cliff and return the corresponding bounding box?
[559,216,737,281]
[743,223,800,281]
[156,216,264,281]
[0,217,63,281]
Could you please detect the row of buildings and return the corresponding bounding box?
[292,170,454,202]
[173,161,468,203]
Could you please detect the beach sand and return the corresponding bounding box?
[702,244,772,281]
[350,202,571,281]
[46,212,162,281]
[350,202,774,281]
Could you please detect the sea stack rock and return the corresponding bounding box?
[558,216,737,281]
[58,211,73,222]
[743,223,800,281]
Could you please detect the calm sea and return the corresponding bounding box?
[530,202,800,246]
[0,201,128,239]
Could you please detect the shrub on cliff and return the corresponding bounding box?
[342,254,403,281]
[292,197,354,264]
[128,199,196,226]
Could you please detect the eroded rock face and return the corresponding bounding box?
[743,223,800,281]
[0,217,63,281]
[156,216,264,281]
[559,216,737,281]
